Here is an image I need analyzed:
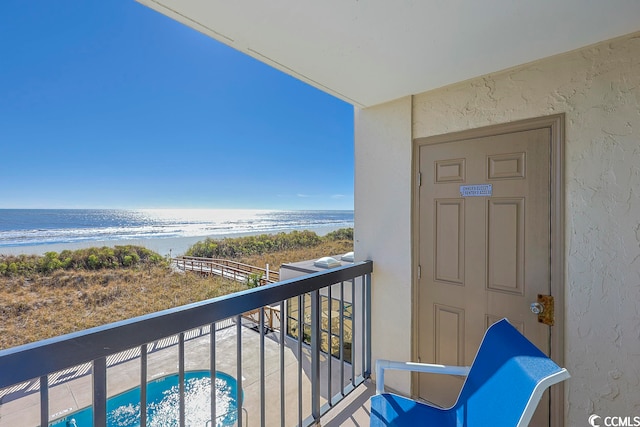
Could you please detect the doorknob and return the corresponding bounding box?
[531,294,554,326]
[530,302,544,315]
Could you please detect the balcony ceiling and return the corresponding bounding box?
[137,0,640,108]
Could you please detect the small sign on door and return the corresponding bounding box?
[460,184,492,197]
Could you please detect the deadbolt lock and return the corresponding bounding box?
[531,294,554,326]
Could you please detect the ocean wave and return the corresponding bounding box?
[0,209,354,248]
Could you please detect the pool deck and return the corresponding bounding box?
[0,321,372,426]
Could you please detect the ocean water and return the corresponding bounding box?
[0,209,354,249]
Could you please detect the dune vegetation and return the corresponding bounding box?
[0,229,353,350]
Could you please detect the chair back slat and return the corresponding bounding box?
[453,319,564,425]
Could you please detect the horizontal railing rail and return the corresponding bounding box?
[0,260,373,427]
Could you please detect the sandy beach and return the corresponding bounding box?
[0,225,347,258]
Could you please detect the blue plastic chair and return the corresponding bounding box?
[370,319,569,427]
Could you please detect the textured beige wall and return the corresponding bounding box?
[413,32,640,423]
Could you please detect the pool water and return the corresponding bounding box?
[49,370,239,427]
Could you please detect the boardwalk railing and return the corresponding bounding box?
[243,305,282,332]
[174,256,280,285]
[0,260,373,427]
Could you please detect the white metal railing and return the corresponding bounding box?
[375,360,471,394]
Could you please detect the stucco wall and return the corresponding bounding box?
[354,96,413,394]
[412,32,640,423]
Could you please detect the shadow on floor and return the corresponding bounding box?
[321,381,374,427]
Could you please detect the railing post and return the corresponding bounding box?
[360,277,365,380]
[311,290,321,425]
[39,376,48,427]
[179,332,185,427]
[365,271,372,377]
[327,284,333,406]
[279,300,286,427]
[93,357,107,427]
[351,278,357,388]
[340,281,346,393]
[260,307,266,427]
[141,344,148,427]
[236,315,243,427]
[297,295,303,427]
[210,322,217,426]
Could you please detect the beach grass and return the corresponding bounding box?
[0,265,245,350]
[0,231,353,350]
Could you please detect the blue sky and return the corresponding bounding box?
[0,1,354,210]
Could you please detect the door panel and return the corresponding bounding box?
[435,199,465,284]
[417,127,552,424]
[487,197,524,294]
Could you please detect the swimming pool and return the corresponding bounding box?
[49,370,239,427]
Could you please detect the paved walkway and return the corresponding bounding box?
[0,321,372,426]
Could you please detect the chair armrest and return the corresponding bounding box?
[375,359,471,394]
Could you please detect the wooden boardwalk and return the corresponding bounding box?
[172,256,280,285]
[172,256,282,331]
